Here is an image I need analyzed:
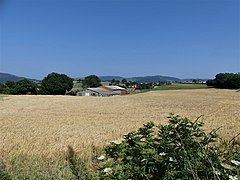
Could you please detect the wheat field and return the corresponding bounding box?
[0,89,239,159]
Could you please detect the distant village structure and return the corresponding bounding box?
[77,85,128,97]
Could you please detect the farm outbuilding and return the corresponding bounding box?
[101,86,128,95]
[77,85,128,97]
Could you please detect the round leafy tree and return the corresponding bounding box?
[41,72,73,95]
[82,75,101,88]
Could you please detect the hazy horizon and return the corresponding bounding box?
[0,0,239,80]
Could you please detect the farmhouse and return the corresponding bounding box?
[77,85,128,97]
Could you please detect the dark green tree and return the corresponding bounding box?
[121,78,127,84]
[11,79,37,95]
[41,72,73,95]
[115,80,120,85]
[228,73,240,88]
[215,73,228,88]
[82,75,101,88]
[207,73,240,89]
[206,79,216,87]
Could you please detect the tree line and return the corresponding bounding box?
[0,73,73,95]
[206,73,240,89]
[0,73,105,95]
[109,78,170,90]
[0,72,171,95]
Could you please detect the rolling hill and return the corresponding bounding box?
[0,72,25,83]
[0,72,37,83]
[99,76,124,81]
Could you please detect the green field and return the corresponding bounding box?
[154,83,207,90]
[71,80,83,91]
[135,83,208,93]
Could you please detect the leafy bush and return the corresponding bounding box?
[96,114,240,180]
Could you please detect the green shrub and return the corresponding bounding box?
[96,114,240,180]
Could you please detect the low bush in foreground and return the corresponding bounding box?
[96,114,240,180]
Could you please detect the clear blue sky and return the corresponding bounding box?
[0,0,239,79]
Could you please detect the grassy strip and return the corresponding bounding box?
[71,81,83,92]
[134,83,208,94]
[154,83,207,90]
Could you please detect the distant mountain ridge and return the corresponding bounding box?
[99,76,124,81]
[128,75,181,83]
[0,72,207,83]
[100,75,181,82]
[100,75,208,83]
[0,72,37,83]
[0,72,24,82]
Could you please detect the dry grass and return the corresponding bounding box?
[0,89,239,160]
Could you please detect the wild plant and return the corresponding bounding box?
[96,114,240,180]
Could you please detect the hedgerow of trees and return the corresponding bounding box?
[0,79,37,95]
[12,79,38,95]
[109,78,169,90]
[207,73,240,89]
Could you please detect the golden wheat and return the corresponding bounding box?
[0,89,239,159]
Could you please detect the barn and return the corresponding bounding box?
[77,85,128,97]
